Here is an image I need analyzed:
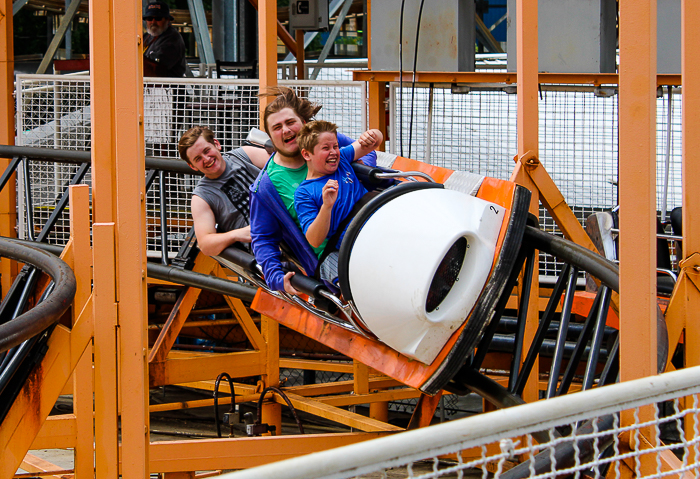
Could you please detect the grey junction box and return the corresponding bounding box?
[370,0,475,72]
[507,0,617,73]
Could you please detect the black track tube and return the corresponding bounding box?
[514,263,573,396]
[489,334,606,360]
[22,159,36,241]
[556,285,604,396]
[546,265,579,399]
[471,246,530,370]
[36,162,90,244]
[0,237,258,303]
[500,415,616,479]
[145,169,159,191]
[0,269,29,325]
[0,156,22,193]
[0,239,76,354]
[508,248,536,393]
[598,334,619,387]
[524,226,619,292]
[158,171,169,265]
[582,287,612,390]
[498,317,616,342]
[447,368,554,445]
[147,263,257,303]
[0,145,198,175]
[10,268,39,323]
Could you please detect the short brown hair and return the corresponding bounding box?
[297,120,338,155]
[178,126,215,164]
[259,87,322,134]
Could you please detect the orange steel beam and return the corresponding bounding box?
[680,0,700,452]
[113,0,150,474]
[680,0,700,368]
[261,314,282,436]
[33,416,77,450]
[407,393,443,430]
[273,391,403,432]
[257,0,278,118]
[68,185,94,479]
[0,303,93,477]
[353,71,682,87]
[150,351,265,387]
[0,0,17,299]
[618,0,657,385]
[514,0,539,405]
[147,433,388,473]
[20,454,73,479]
[247,0,297,58]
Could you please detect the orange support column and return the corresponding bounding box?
[0,0,18,298]
[69,185,94,479]
[514,0,540,404]
[681,0,700,368]
[90,0,149,477]
[618,0,657,383]
[258,0,278,118]
[261,315,282,435]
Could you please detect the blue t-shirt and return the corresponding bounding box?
[295,145,368,256]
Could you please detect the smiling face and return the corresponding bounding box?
[302,132,340,179]
[186,135,226,179]
[265,107,305,159]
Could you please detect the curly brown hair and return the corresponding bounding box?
[297,120,338,155]
[259,86,322,134]
[178,126,215,164]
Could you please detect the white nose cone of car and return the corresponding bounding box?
[347,188,506,365]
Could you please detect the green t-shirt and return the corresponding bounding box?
[266,156,327,256]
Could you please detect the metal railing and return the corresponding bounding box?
[220,365,700,479]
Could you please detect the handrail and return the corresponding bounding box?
[0,238,76,354]
[0,145,198,175]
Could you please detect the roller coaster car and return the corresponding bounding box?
[216,153,531,395]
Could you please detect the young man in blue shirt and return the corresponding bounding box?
[293,120,383,285]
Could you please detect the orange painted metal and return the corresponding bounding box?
[391,156,455,184]
[0,0,17,299]
[68,185,94,479]
[352,70,682,87]
[32,416,77,450]
[407,393,443,430]
[257,0,278,120]
[151,351,265,388]
[368,80,387,150]
[91,224,119,479]
[277,392,402,432]
[681,0,700,371]
[509,39,541,397]
[0,312,93,478]
[261,315,282,435]
[147,433,388,473]
[618,0,658,384]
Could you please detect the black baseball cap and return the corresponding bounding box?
[144,1,174,21]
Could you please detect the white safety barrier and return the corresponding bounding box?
[220,366,700,479]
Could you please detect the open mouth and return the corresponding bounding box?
[203,158,216,169]
[283,135,297,146]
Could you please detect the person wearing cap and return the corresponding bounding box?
[143,1,187,77]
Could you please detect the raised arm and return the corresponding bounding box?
[352,129,383,162]
[191,195,251,256]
